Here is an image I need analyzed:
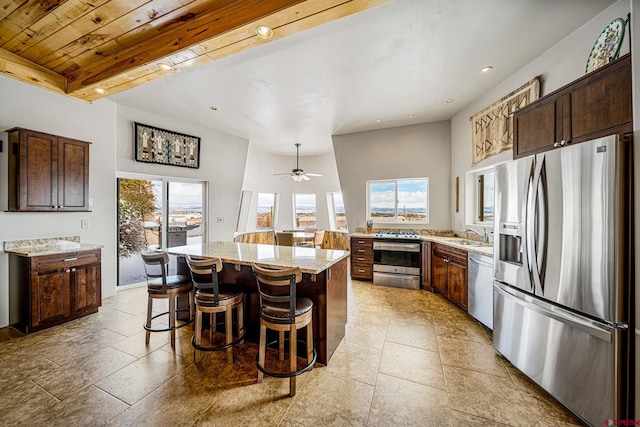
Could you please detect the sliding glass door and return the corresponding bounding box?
[117,176,207,286]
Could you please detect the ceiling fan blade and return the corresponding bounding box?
[304,173,323,177]
[273,172,292,176]
[301,174,311,181]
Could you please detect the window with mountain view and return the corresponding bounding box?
[256,193,276,229]
[293,193,316,229]
[367,178,428,223]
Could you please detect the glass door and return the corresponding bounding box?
[117,176,206,286]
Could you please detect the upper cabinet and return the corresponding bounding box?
[513,54,632,158]
[7,128,90,212]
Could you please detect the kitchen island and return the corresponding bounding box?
[167,241,350,365]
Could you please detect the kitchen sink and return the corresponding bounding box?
[456,241,484,247]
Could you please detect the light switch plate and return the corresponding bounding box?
[81,219,89,229]
[217,217,224,223]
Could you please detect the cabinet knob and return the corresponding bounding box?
[59,205,64,209]
[66,269,71,273]
[560,139,569,146]
[553,141,561,148]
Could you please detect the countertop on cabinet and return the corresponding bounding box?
[3,236,102,257]
[167,241,350,274]
[350,233,493,257]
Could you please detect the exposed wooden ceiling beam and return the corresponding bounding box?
[0,47,66,94]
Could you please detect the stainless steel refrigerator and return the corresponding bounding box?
[493,134,634,426]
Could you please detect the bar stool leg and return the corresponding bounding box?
[194,309,202,363]
[306,323,314,364]
[169,296,176,348]
[258,322,267,383]
[289,324,297,397]
[145,296,153,344]
[279,331,285,360]
[238,299,245,344]
[225,307,233,363]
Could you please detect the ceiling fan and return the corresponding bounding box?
[273,143,323,182]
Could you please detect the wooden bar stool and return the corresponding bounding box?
[141,251,194,348]
[186,256,245,363]
[251,263,317,397]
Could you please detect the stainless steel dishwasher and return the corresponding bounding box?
[468,252,493,329]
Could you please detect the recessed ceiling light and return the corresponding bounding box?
[446,99,455,104]
[157,63,172,71]
[480,66,494,74]
[375,119,382,123]
[255,25,273,39]
[92,87,108,95]
[210,106,218,111]
[408,114,415,119]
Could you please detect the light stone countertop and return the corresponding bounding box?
[350,232,493,257]
[167,241,350,274]
[3,236,102,257]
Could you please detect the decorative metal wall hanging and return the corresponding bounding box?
[134,122,200,168]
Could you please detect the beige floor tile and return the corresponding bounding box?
[28,385,129,427]
[379,341,446,390]
[322,339,382,385]
[433,313,491,343]
[443,365,539,426]
[344,319,388,349]
[96,349,191,405]
[368,372,452,426]
[450,409,511,426]
[111,328,173,358]
[108,373,215,426]
[437,335,508,377]
[385,321,438,351]
[280,367,375,426]
[0,379,61,425]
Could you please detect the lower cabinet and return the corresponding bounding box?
[431,243,468,311]
[10,249,102,333]
[350,236,373,281]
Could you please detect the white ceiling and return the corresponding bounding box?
[109,0,616,156]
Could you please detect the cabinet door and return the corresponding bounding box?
[31,270,70,328]
[58,138,90,211]
[447,259,468,311]
[431,254,447,296]
[71,263,101,314]
[513,94,562,158]
[20,130,58,211]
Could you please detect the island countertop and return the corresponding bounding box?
[167,241,350,274]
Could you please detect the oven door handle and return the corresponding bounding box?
[372,242,421,252]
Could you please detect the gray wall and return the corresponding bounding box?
[450,0,631,233]
[241,144,342,232]
[115,105,248,241]
[0,78,117,327]
[332,121,451,232]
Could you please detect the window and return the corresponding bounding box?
[293,193,316,229]
[476,171,494,223]
[328,192,348,231]
[367,178,428,223]
[256,193,276,229]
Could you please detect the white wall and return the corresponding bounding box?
[0,77,117,327]
[240,144,342,232]
[450,0,631,233]
[115,105,248,241]
[332,121,451,232]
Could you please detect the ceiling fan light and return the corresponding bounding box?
[292,174,303,182]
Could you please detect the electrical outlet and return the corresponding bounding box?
[81,219,89,229]
[217,217,224,223]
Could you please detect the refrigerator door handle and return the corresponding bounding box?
[527,155,546,295]
[525,159,537,293]
[494,282,616,342]
[535,155,548,294]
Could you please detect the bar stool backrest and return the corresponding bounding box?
[141,251,170,289]
[252,264,302,323]
[186,256,224,304]
[275,232,294,246]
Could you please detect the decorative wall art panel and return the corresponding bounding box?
[134,122,200,168]
[469,77,540,166]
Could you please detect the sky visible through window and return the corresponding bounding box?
[369,179,427,221]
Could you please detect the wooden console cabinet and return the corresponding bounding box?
[7,127,90,212]
[350,236,373,280]
[513,54,632,158]
[9,249,102,333]
[431,243,468,311]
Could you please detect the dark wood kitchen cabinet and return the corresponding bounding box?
[350,236,373,281]
[7,127,90,212]
[9,249,101,333]
[513,54,632,158]
[431,243,468,311]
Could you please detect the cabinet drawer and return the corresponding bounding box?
[351,237,373,249]
[351,253,373,264]
[432,244,467,264]
[351,263,373,280]
[32,250,101,272]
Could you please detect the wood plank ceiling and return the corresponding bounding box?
[0,0,387,102]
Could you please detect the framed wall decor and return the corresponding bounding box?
[134,122,200,168]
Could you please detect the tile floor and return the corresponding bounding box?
[0,278,585,426]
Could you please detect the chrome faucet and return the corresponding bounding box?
[464,227,489,244]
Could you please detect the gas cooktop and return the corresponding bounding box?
[372,231,421,240]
